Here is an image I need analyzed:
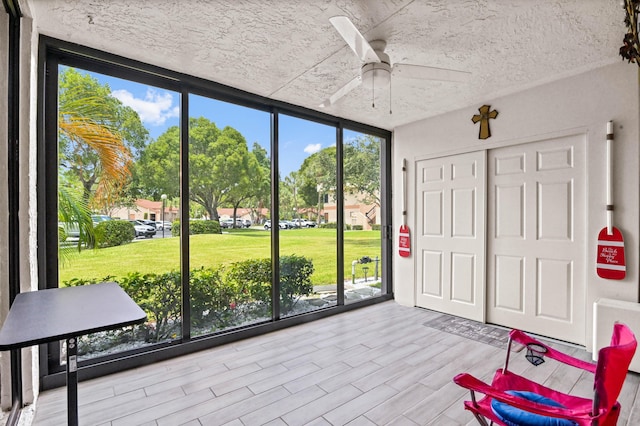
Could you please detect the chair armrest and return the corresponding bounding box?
[453,373,594,422]
[509,329,597,373]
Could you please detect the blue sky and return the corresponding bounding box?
[80,69,350,177]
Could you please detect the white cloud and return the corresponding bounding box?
[111,89,179,126]
[304,143,322,154]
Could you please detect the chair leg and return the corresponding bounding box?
[472,412,490,426]
[468,390,490,426]
[503,335,513,373]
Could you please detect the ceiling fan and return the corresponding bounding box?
[319,16,471,109]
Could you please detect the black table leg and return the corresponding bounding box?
[66,337,78,426]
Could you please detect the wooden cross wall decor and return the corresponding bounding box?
[471,105,498,140]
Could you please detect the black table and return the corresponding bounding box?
[0,282,146,425]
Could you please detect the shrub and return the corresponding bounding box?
[279,255,314,312]
[190,267,238,328]
[191,220,221,235]
[371,224,381,231]
[225,255,314,314]
[351,225,363,230]
[226,258,271,306]
[95,220,135,248]
[119,271,182,342]
[171,219,221,236]
[319,222,337,229]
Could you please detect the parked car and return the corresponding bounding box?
[235,218,251,228]
[91,214,112,225]
[264,220,288,230]
[58,221,80,239]
[129,220,156,238]
[220,218,234,228]
[139,219,157,229]
[154,221,172,231]
[291,218,316,228]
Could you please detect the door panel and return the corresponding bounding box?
[416,151,485,321]
[487,135,585,344]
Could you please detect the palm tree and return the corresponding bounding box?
[58,83,133,252]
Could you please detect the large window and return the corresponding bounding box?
[56,66,182,362]
[188,95,272,335]
[342,130,383,304]
[279,115,337,316]
[40,37,391,387]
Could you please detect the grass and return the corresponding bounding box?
[59,228,382,286]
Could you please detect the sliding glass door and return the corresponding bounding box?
[41,37,391,386]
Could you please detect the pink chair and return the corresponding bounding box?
[453,323,637,426]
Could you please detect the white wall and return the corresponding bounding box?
[0,9,11,411]
[21,13,40,408]
[0,9,39,411]
[393,62,640,350]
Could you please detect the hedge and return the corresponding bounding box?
[95,220,135,248]
[63,255,314,346]
[171,219,221,236]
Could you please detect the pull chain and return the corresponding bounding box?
[389,74,393,115]
[372,72,375,108]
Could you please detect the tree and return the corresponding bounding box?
[343,135,381,206]
[58,68,149,209]
[218,129,264,226]
[282,171,300,220]
[139,117,260,221]
[137,125,181,200]
[247,143,271,223]
[298,146,336,222]
[58,68,145,251]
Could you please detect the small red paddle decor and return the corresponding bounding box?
[399,159,411,257]
[399,225,411,258]
[597,121,625,280]
[597,227,626,280]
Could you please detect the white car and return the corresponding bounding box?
[264,220,288,230]
[129,220,156,238]
[155,221,172,231]
[291,218,317,228]
[220,218,234,228]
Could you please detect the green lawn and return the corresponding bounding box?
[59,228,381,286]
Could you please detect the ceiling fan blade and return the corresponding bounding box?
[393,63,471,83]
[319,75,362,108]
[329,16,381,63]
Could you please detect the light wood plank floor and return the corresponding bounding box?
[30,301,640,425]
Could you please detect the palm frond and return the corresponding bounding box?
[58,183,95,256]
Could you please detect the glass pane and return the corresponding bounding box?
[343,130,383,303]
[57,66,181,360]
[189,95,272,336]
[279,115,337,316]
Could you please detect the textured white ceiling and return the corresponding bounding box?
[24,0,625,131]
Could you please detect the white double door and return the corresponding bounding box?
[416,135,586,344]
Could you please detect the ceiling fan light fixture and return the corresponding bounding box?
[361,62,391,88]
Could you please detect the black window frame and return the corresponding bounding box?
[37,35,393,390]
